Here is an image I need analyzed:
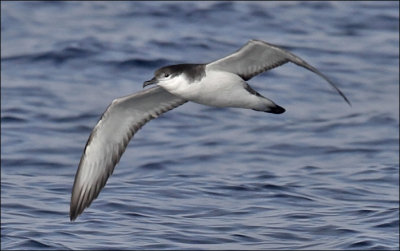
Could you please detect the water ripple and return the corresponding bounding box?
[2,1,399,250]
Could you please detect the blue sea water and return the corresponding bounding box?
[1,1,399,250]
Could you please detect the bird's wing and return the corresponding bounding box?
[70,86,187,221]
[207,39,350,105]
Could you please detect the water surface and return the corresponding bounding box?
[1,1,399,250]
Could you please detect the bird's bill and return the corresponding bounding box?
[143,77,158,88]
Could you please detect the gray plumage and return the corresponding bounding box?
[207,40,350,105]
[70,87,186,221]
[70,39,350,221]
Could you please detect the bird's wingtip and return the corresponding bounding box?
[69,209,77,221]
[345,97,352,107]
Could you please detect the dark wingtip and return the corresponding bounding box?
[289,54,352,107]
[70,191,83,222]
[344,97,352,107]
[70,206,78,221]
[329,80,351,107]
[269,104,286,114]
[340,90,352,107]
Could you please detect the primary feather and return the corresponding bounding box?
[70,86,186,221]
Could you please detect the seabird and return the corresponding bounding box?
[70,39,350,221]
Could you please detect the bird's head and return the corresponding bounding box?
[143,65,184,89]
[143,64,205,92]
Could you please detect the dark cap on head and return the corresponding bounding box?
[143,64,206,88]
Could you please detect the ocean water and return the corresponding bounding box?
[1,1,399,250]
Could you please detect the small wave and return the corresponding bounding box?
[3,47,94,64]
[138,162,166,170]
[374,219,399,229]
[148,40,180,49]
[232,233,261,242]
[272,192,315,202]
[349,240,374,248]
[113,58,169,69]
[50,112,98,123]
[2,37,106,65]
[23,239,53,249]
[262,183,288,190]
[267,231,311,242]
[1,115,27,123]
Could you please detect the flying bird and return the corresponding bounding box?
[70,39,350,221]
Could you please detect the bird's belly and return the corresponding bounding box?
[178,71,255,108]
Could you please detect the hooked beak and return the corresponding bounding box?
[143,77,157,88]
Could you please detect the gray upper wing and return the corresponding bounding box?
[70,86,187,221]
[207,39,350,105]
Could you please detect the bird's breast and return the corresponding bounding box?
[166,70,250,108]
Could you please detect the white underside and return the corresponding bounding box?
[157,69,266,110]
